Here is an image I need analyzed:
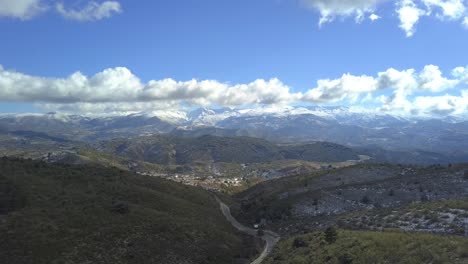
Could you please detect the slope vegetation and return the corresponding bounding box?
[0,158,257,264]
[266,229,468,264]
[98,135,360,165]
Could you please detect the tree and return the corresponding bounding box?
[293,237,308,248]
[325,226,338,244]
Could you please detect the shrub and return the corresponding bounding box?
[458,245,468,258]
[293,237,308,248]
[338,253,354,264]
[325,226,338,244]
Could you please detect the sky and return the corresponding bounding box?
[0,0,468,118]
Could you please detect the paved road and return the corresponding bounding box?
[215,196,280,264]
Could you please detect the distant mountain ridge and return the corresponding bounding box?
[97,135,361,165]
[1,106,468,164]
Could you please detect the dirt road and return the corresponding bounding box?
[215,197,280,264]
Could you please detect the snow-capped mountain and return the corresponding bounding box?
[1,106,467,157]
[177,106,468,155]
[187,107,240,126]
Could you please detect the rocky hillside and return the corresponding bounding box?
[236,163,468,234]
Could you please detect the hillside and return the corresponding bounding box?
[265,229,468,264]
[98,135,360,165]
[235,164,468,232]
[279,142,360,162]
[0,158,258,264]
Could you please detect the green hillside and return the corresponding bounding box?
[99,135,360,165]
[266,229,468,264]
[0,158,258,264]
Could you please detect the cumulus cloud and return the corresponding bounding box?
[56,1,122,21]
[410,91,468,116]
[394,0,467,36]
[1,64,467,117]
[302,64,459,104]
[422,0,466,20]
[0,65,300,108]
[396,0,427,37]
[301,64,467,117]
[375,65,464,115]
[301,0,468,36]
[0,0,46,19]
[394,0,468,36]
[303,74,378,102]
[0,0,122,21]
[0,67,141,103]
[302,0,379,25]
[463,16,468,26]
[369,13,381,21]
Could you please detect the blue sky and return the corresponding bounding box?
[1,0,468,117]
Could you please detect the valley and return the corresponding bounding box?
[3,2,468,263]
[1,111,468,264]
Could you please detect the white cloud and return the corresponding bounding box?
[396,0,427,37]
[303,65,458,104]
[302,64,466,116]
[452,66,468,82]
[0,0,46,19]
[0,65,300,109]
[0,67,141,103]
[422,0,466,20]
[411,92,468,116]
[1,64,467,117]
[303,74,378,102]
[463,16,468,27]
[56,1,122,21]
[0,1,122,21]
[417,64,459,92]
[302,0,468,36]
[369,13,381,21]
[376,66,465,115]
[302,0,379,25]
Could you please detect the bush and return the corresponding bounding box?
[293,237,308,248]
[325,226,338,244]
[339,253,354,264]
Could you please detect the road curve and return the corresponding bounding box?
[215,196,280,264]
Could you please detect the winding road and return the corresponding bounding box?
[215,196,280,264]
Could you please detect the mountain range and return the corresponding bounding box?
[1,106,467,164]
